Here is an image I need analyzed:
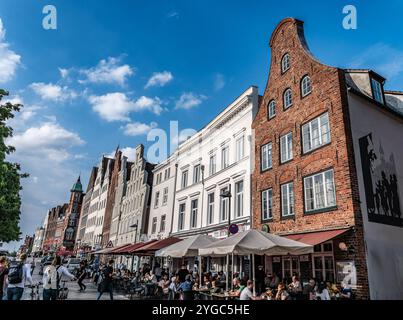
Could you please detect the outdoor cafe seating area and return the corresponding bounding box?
[91,230,351,300]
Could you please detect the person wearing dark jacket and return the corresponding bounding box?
[97,259,114,300]
[77,262,87,291]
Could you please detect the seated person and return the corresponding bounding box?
[178,274,194,300]
[231,278,246,297]
[340,281,353,299]
[202,275,212,289]
[240,280,261,300]
[210,280,222,294]
[159,274,170,295]
[275,282,290,300]
[264,273,272,289]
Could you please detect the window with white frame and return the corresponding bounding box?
[261,142,272,171]
[281,182,294,217]
[268,100,276,119]
[281,53,290,73]
[301,75,312,97]
[221,146,229,169]
[262,188,273,220]
[209,154,216,176]
[304,169,336,212]
[236,136,244,162]
[313,242,335,282]
[162,187,168,205]
[302,113,331,154]
[283,88,293,109]
[235,180,244,218]
[151,217,157,234]
[154,191,160,208]
[207,192,215,225]
[178,203,186,231]
[220,187,229,221]
[160,215,166,232]
[371,78,384,104]
[181,170,188,189]
[190,199,198,229]
[280,132,293,163]
[193,164,201,184]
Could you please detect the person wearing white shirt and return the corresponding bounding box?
[315,281,331,300]
[240,280,261,300]
[7,253,33,300]
[42,256,76,300]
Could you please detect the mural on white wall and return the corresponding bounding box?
[359,133,402,227]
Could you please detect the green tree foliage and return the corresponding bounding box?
[0,89,27,242]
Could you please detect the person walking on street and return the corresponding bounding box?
[6,253,33,300]
[42,255,76,300]
[0,256,9,300]
[77,262,87,292]
[97,259,114,300]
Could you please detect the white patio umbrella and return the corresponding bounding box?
[155,234,218,258]
[198,229,313,256]
[155,234,218,287]
[198,229,313,295]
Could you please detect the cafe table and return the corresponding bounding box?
[194,288,212,300]
[211,292,239,300]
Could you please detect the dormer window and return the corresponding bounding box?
[281,53,290,73]
[371,78,384,104]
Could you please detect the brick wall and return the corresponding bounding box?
[251,18,369,298]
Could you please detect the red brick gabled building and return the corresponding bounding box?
[252,18,370,298]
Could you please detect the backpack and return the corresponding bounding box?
[8,262,24,284]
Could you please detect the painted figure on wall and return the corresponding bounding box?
[359,133,402,227]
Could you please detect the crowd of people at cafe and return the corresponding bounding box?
[92,260,354,301]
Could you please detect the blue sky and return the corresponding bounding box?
[1,0,403,251]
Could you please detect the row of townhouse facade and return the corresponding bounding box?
[36,17,402,299]
[75,144,155,259]
[146,18,403,299]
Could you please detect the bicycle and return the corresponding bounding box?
[58,280,69,300]
[28,282,41,300]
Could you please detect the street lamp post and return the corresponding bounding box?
[129,222,138,272]
[220,185,232,238]
[220,185,232,291]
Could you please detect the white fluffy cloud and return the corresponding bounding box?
[79,57,134,86]
[145,71,173,88]
[175,92,206,110]
[4,95,43,129]
[29,82,77,102]
[121,121,158,136]
[0,19,21,83]
[88,92,163,122]
[7,122,85,162]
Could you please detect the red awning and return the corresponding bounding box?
[95,243,132,255]
[131,237,182,255]
[121,241,155,254]
[109,243,133,254]
[284,228,350,246]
